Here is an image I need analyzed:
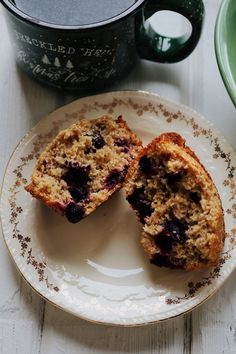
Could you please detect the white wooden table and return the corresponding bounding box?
[1,1,236,353]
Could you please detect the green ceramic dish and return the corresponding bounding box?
[215,0,236,107]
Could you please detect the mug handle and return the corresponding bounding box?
[136,0,205,63]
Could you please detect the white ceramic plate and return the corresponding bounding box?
[1,90,236,326]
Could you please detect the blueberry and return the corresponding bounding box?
[92,131,105,149]
[189,191,200,203]
[69,186,89,203]
[150,254,174,268]
[115,139,130,153]
[164,171,184,190]
[127,187,153,224]
[105,166,128,190]
[65,202,85,223]
[139,155,153,174]
[96,123,106,131]
[84,147,96,155]
[62,162,90,188]
[155,232,173,253]
[154,218,188,252]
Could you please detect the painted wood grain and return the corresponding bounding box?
[1,1,236,353]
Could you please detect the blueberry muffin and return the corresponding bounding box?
[125,133,225,270]
[26,115,142,223]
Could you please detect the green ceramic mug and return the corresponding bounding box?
[1,0,204,91]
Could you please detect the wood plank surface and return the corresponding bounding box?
[0,1,236,353]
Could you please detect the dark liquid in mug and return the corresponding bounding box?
[10,0,137,26]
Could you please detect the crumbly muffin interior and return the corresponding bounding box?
[126,138,225,270]
[26,115,142,223]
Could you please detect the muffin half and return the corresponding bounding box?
[125,132,225,270]
[26,115,142,223]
